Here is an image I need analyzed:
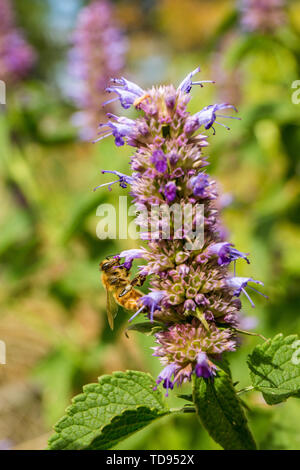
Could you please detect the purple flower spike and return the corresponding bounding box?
[68,0,127,140]
[95,67,266,395]
[208,242,250,265]
[0,0,35,84]
[195,352,217,379]
[119,248,146,269]
[154,364,177,396]
[93,170,134,191]
[240,0,286,34]
[177,67,215,94]
[227,277,267,308]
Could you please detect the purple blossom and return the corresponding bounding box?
[153,364,177,397]
[195,352,217,379]
[208,242,250,265]
[177,66,215,94]
[93,170,134,191]
[151,150,167,173]
[130,290,165,322]
[119,248,146,270]
[185,103,240,134]
[188,173,210,198]
[95,114,136,146]
[184,299,196,312]
[104,77,145,109]
[164,181,177,203]
[227,276,267,308]
[110,77,145,97]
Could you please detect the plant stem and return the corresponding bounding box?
[236,386,254,396]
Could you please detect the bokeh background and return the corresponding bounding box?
[0,0,300,450]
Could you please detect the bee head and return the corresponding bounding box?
[100,256,120,271]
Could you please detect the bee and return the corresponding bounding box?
[100,257,146,329]
[133,93,151,108]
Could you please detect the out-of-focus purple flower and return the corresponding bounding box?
[240,0,286,34]
[208,242,250,265]
[68,0,127,140]
[0,439,13,450]
[0,0,35,84]
[238,315,258,331]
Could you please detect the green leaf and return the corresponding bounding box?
[48,370,170,450]
[248,334,300,405]
[125,321,165,336]
[177,394,193,403]
[193,369,257,450]
[88,407,166,450]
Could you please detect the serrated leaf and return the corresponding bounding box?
[88,406,165,450]
[193,369,257,450]
[248,334,300,405]
[177,394,193,403]
[48,370,170,450]
[126,321,165,336]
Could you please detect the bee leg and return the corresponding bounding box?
[119,284,132,298]
[131,274,146,288]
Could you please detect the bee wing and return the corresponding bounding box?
[106,289,118,330]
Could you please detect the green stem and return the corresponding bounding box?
[236,386,254,396]
[170,406,196,414]
[232,328,268,342]
[195,308,210,331]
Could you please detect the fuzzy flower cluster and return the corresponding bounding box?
[0,0,35,84]
[240,0,286,33]
[96,67,266,395]
[69,0,127,140]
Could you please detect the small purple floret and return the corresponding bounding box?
[164,181,177,203]
[195,352,216,379]
[208,242,250,265]
[119,248,146,269]
[154,364,177,396]
[93,170,134,191]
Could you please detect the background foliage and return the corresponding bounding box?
[1,0,300,450]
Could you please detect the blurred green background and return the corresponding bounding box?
[1,0,300,450]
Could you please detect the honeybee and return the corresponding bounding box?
[100,257,146,329]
